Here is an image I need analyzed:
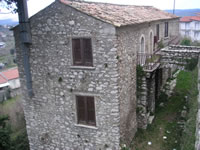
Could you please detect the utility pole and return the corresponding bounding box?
[17,0,33,97]
[173,0,176,14]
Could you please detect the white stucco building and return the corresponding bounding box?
[180,16,200,41]
[0,67,20,90]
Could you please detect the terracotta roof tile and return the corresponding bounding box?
[60,0,178,27]
[1,68,19,81]
[0,75,7,84]
[180,16,200,22]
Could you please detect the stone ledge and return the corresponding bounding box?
[74,124,98,130]
[70,66,95,70]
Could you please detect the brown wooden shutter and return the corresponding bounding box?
[156,24,159,40]
[72,39,82,65]
[76,95,96,126]
[86,96,96,125]
[154,36,157,44]
[83,39,93,66]
[76,96,86,124]
[165,22,168,37]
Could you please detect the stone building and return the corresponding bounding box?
[13,0,179,149]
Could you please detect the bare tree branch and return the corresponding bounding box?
[0,0,17,13]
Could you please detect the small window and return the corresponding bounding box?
[164,22,169,37]
[140,36,145,53]
[72,38,93,66]
[76,95,96,126]
[156,24,159,40]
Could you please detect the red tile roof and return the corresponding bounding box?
[60,0,178,27]
[180,16,200,22]
[0,75,7,84]
[0,68,19,84]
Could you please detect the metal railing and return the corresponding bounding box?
[137,52,161,71]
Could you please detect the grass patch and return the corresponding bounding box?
[180,69,198,150]
[0,96,25,131]
[131,67,198,150]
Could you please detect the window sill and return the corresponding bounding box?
[74,124,98,130]
[164,36,169,40]
[70,66,95,70]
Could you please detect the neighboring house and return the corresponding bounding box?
[1,67,21,89]
[0,73,10,102]
[180,15,200,41]
[13,0,179,149]
[0,67,21,99]
[0,42,5,48]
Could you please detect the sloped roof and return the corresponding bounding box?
[0,75,7,84]
[180,16,200,22]
[0,68,19,82]
[60,0,178,27]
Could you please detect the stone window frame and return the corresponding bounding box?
[149,30,154,54]
[70,36,95,70]
[139,34,145,54]
[138,34,146,66]
[74,92,98,130]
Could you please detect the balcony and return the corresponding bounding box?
[137,52,161,72]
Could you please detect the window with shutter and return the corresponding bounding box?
[72,39,82,65]
[76,96,86,124]
[164,22,169,37]
[72,38,93,66]
[76,95,96,126]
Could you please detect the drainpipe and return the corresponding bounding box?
[17,0,33,97]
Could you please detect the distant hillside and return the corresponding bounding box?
[165,9,200,17]
[0,19,18,26]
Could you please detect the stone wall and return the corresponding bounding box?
[14,1,121,149]
[116,18,179,129]
[13,0,181,148]
[116,27,138,144]
[161,46,200,69]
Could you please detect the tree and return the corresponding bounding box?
[0,0,17,12]
[0,115,12,150]
[181,37,191,46]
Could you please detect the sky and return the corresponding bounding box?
[0,0,200,22]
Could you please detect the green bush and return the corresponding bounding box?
[0,115,12,150]
[158,40,164,49]
[11,130,29,150]
[181,38,191,46]
[185,58,198,71]
[0,113,29,150]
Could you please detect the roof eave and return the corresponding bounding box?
[119,16,180,28]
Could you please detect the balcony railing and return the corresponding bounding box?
[137,52,161,71]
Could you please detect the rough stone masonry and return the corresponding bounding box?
[13,0,179,149]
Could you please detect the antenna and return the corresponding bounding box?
[173,0,176,14]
